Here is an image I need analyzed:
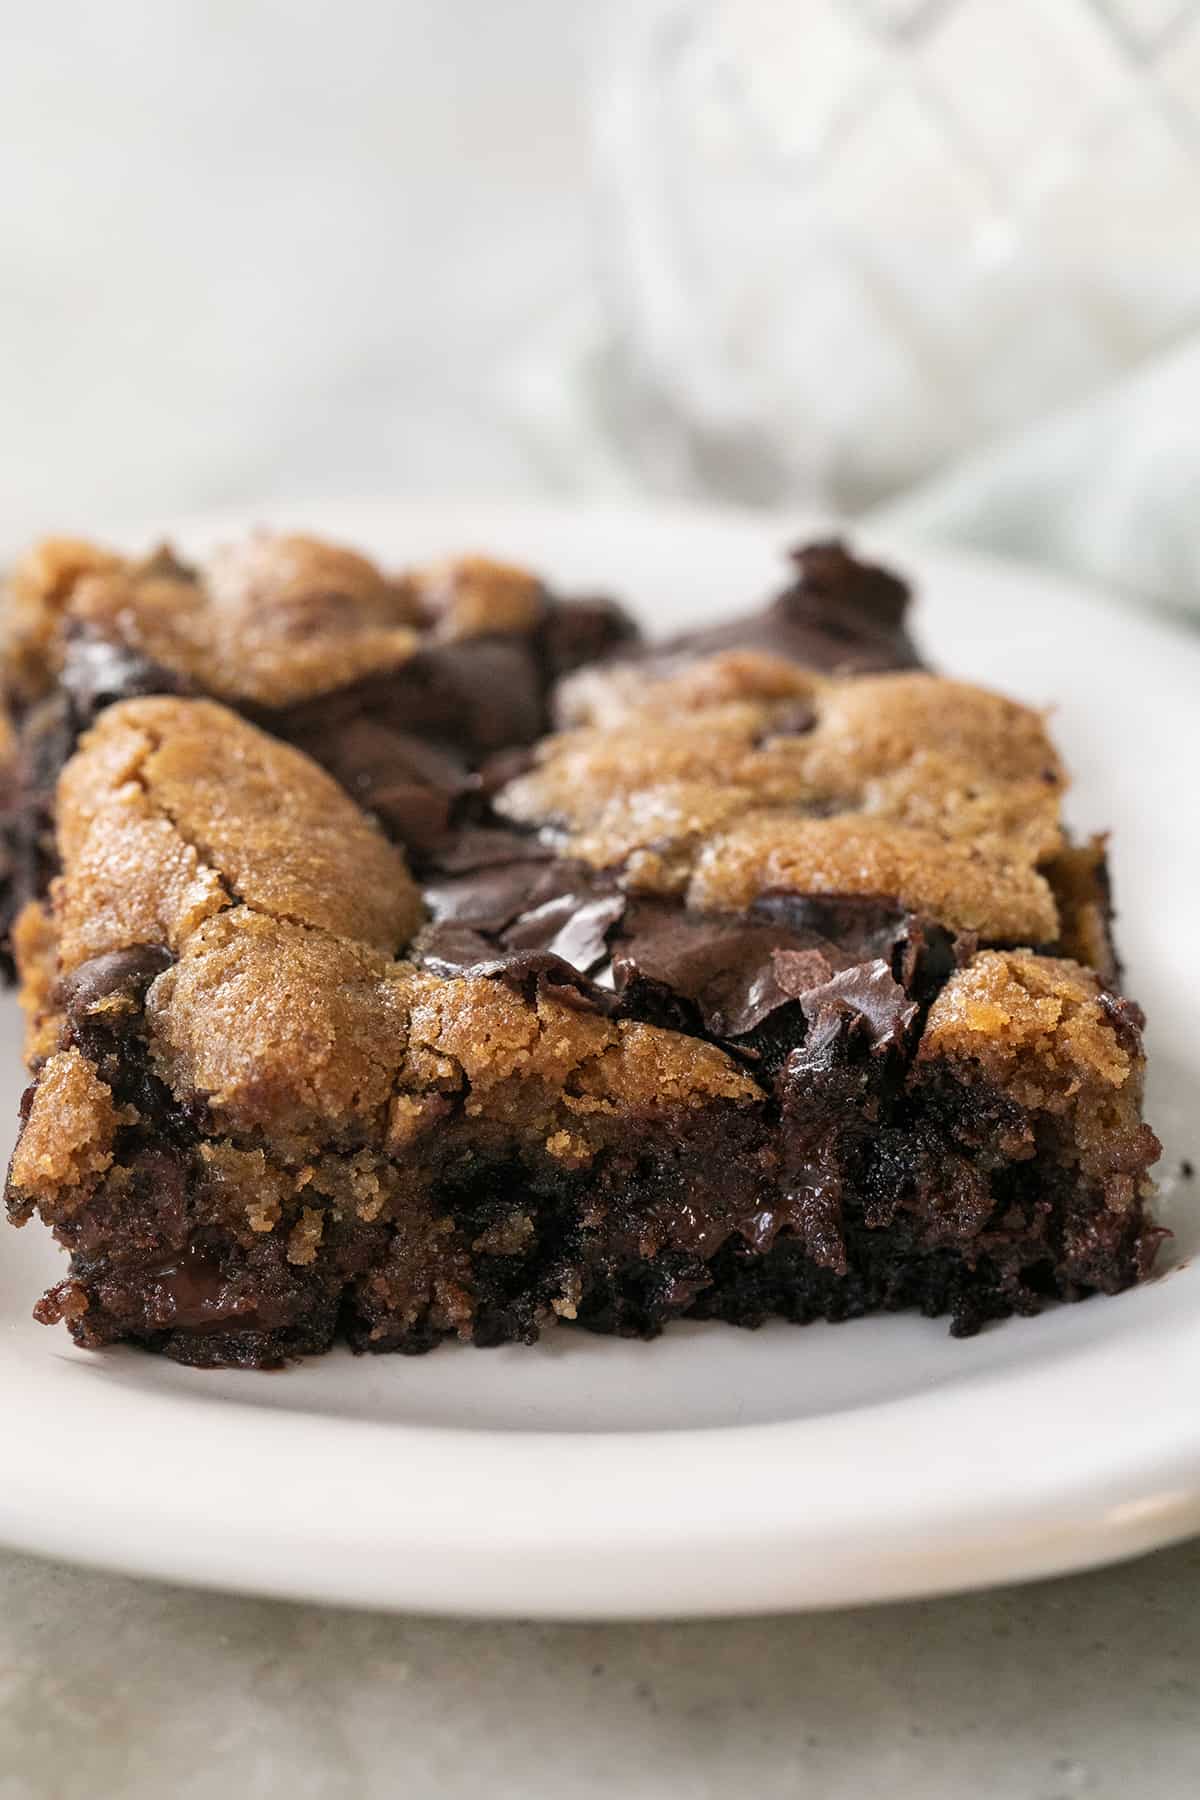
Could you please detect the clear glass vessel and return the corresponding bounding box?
[595,0,1200,508]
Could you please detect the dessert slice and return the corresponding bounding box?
[5,612,1161,1366]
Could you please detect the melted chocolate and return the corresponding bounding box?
[621,538,921,686]
[59,943,175,1023]
[413,812,959,1069]
[798,959,918,1054]
[131,1240,303,1333]
[61,628,192,719]
[539,594,639,679]
[1098,990,1147,1056]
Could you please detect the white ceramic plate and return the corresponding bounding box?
[1,498,1197,1619]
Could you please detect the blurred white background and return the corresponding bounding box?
[0,0,603,541]
[5,0,1200,610]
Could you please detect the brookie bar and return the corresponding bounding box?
[1,533,1162,1366]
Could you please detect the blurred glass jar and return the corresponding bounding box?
[594,0,1200,509]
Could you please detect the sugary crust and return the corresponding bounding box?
[416,555,544,642]
[56,697,422,964]
[921,949,1131,1096]
[3,533,554,711]
[500,669,1064,940]
[8,1047,122,1213]
[3,538,124,703]
[147,910,409,1148]
[555,648,821,729]
[689,815,1058,939]
[919,949,1156,1200]
[11,899,60,1065]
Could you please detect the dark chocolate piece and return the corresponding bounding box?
[62,628,192,719]
[60,944,175,1023]
[626,538,921,684]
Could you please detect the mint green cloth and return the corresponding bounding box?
[872,335,1200,628]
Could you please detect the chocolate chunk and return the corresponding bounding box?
[503,889,626,973]
[59,944,174,1022]
[428,827,553,874]
[62,628,191,723]
[539,594,639,679]
[414,924,616,1013]
[425,857,624,963]
[135,1241,268,1332]
[417,855,626,1006]
[1099,990,1147,1056]
[627,539,920,683]
[391,638,546,752]
[288,716,473,851]
[798,959,919,1054]
[273,636,546,762]
[609,895,928,1041]
[424,860,556,931]
[784,539,911,632]
[408,922,494,975]
[751,891,910,956]
[611,904,811,1037]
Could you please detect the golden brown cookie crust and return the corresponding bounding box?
[499,668,1064,940]
[8,1047,123,1214]
[56,696,422,963]
[919,948,1155,1196]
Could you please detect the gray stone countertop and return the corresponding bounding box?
[2,1540,1199,1799]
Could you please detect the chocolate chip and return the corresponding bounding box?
[539,594,639,680]
[1099,990,1147,1055]
[784,539,912,631]
[59,944,174,1022]
[62,629,191,722]
[609,902,826,1037]
[757,699,817,742]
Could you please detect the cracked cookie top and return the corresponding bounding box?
[498,661,1065,941]
[55,696,422,965]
